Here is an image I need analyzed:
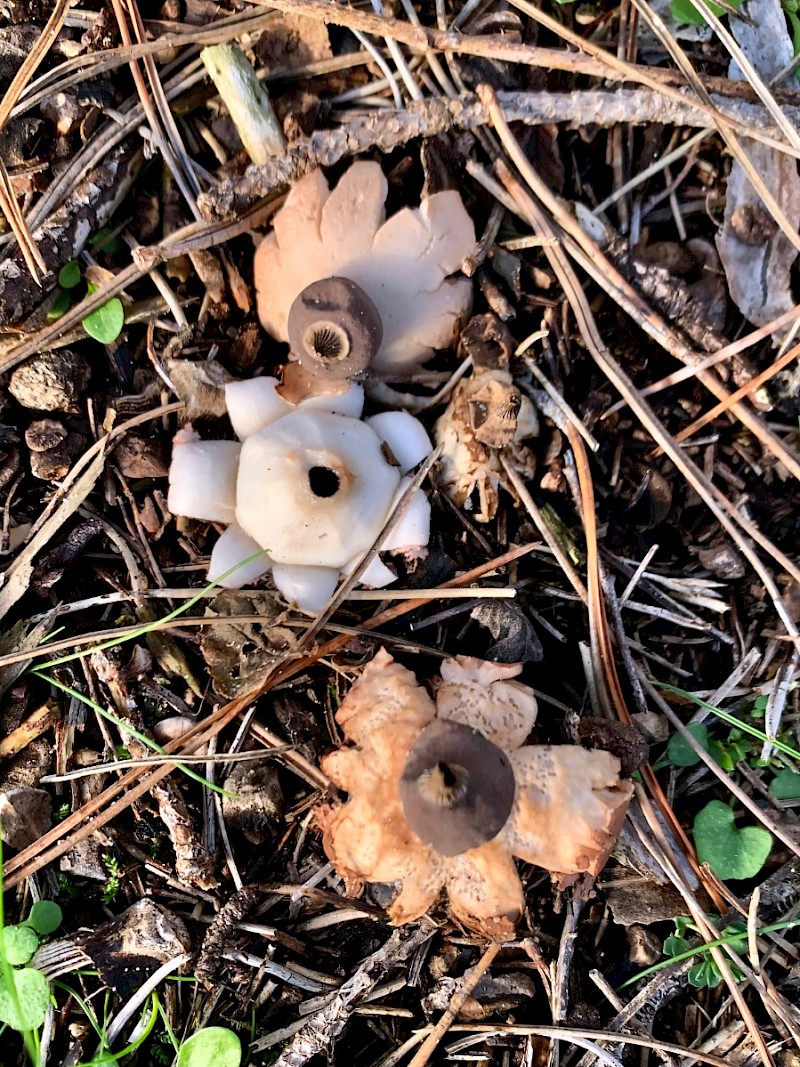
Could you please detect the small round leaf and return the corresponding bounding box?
[176,1027,241,1067]
[82,298,125,344]
[47,289,72,321]
[666,723,709,767]
[27,901,62,935]
[1,925,38,965]
[0,966,51,1031]
[58,260,81,289]
[663,935,691,958]
[693,800,772,880]
[770,768,800,801]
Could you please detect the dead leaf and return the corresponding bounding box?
[0,785,51,849]
[471,600,543,663]
[70,899,192,997]
[200,590,296,698]
[221,758,285,844]
[165,357,233,422]
[716,0,800,346]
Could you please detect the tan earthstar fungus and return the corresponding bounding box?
[318,650,634,938]
[253,161,476,376]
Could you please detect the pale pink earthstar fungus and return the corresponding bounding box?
[167,380,432,615]
[318,650,633,938]
[253,161,477,377]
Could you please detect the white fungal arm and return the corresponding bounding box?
[225,378,366,441]
[366,412,432,474]
[381,479,431,557]
[167,438,241,524]
[225,378,292,440]
[208,525,270,588]
[342,553,397,589]
[271,562,340,615]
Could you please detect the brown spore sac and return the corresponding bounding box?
[287,276,383,379]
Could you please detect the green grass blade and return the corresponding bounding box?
[654,682,800,763]
[33,550,269,671]
[33,673,233,797]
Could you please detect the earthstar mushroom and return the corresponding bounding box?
[167,378,433,615]
[318,651,633,937]
[254,161,476,376]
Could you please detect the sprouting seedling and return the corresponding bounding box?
[0,833,63,1064]
[657,704,794,773]
[101,854,122,905]
[48,229,126,344]
[618,915,800,990]
[51,980,158,1065]
[655,682,800,764]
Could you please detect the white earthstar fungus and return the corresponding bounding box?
[318,651,633,938]
[253,161,477,376]
[167,381,432,615]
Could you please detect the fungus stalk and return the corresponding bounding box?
[201,43,286,165]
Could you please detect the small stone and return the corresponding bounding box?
[9,350,91,412]
[25,418,67,452]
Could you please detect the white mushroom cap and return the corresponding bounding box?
[208,524,270,588]
[225,377,365,441]
[235,410,401,568]
[254,162,476,375]
[367,412,432,474]
[271,562,339,615]
[167,438,241,524]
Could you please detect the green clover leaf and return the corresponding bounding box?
[26,901,62,936]
[0,966,51,1031]
[693,800,772,880]
[176,1027,241,1067]
[1,925,38,966]
[667,723,710,767]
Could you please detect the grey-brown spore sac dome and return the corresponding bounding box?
[399,719,516,857]
[287,276,383,380]
[9,349,91,412]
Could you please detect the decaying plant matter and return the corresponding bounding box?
[436,314,538,521]
[254,160,476,375]
[318,650,633,937]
